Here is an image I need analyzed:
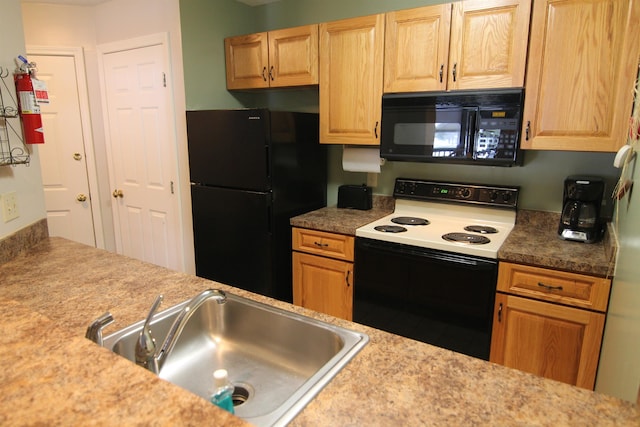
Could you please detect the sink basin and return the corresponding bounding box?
[101,292,368,426]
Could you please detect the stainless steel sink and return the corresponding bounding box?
[101,292,368,427]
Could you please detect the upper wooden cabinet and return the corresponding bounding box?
[384,0,531,93]
[224,24,318,90]
[521,0,640,152]
[319,14,385,145]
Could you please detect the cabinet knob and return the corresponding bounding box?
[261,66,267,81]
[439,64,444,83]
[269,66,274,81]
[452,63,458,82]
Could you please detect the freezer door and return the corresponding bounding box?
[187,109,270,191]
[191,185,273,296]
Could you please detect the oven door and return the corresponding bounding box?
[354,237,498,360]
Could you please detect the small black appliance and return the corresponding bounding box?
[558,176,605,243]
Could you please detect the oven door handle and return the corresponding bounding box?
[357,239,496,269]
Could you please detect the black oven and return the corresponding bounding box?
[380,88,524,166]
[354,237,498,360]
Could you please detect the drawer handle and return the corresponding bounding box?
[538,282,563,292]
[314,241,329,247]
[497,302,502,322]
[346,270,351,287]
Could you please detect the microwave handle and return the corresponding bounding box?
[464,108,478,157]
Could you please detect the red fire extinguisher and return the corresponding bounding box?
[14,56,45,144]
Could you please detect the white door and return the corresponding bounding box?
[29,48,102,248]
[99,34,181,271]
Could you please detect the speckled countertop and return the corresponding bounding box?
[1,235,638,426]
[290,195,395,235]
[292,201,617,278]
[498,210,617,277]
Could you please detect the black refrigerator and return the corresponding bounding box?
[186,109,327,302]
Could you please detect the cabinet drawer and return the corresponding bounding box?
[292,228,354,261]
[497,262,611,312]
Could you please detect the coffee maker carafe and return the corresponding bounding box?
[558,176,604,243]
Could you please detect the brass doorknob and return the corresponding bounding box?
[73,152,83,161]
[112,189,124,198]
[77,194,88,202]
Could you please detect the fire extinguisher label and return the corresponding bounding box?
[18,90,41,115]
[32,78,49,104]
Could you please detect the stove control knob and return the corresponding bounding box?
[460,188,471,198]
[502,192,512,203]
[489,191,499,201]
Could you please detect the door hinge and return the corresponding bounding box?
[163,72,167,88]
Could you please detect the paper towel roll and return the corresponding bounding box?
[342,146,381,173]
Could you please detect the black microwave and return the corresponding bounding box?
[380,88,524,166]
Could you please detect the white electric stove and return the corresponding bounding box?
[355,179,519,259]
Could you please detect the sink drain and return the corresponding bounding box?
[231,383,252,407]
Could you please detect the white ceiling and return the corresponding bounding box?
[20,0,281,5]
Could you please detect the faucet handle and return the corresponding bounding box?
[135,294,164,369]
[86,312,114,346]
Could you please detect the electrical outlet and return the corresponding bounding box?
[1,191,19,222]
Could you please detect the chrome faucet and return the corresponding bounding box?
[134,289,227,374]
[85,312,114,346]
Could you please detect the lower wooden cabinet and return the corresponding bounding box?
[490,262,611,390]
[292,228,354,321]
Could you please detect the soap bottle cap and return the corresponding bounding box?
[213,369,229,388]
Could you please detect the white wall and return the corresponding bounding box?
[0,0,46,239]
[21,0,195,273]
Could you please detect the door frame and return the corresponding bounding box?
[96,32,186,271]
[27,45,106,249]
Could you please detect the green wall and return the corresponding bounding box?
[179,0,620,213]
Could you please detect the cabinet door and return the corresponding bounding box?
[490,293,605,390]
[225,32,269,89]
[384,4,452,93]
[521,0,640,151]
[448,0,531,90]
[319,14,384,145]
[268,25,318,87]
[292,252,353,321]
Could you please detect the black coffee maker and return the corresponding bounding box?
[558,176,605,243]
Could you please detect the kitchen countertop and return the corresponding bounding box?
[498,210,617,277]
[292,203,616,278]
[1,236,638,426]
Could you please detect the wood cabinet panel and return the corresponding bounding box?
[384,0,530,93]
[225,25,318,90]
[384,4,452,92]
[521,0,640,151]
[448,0,530,90]
[319,14,384,145]
[225,32,269,89]
[497,262,611,312]
[268,25,318,87]
[292,250,353,321]
[292,228,354,261]
[490,293,605,389]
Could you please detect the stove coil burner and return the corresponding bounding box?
[391,216,430,226]
[464,225,498,234]
[442,232,491,244]
[374,225,407,233]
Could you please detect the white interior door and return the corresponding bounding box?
[99,34,181,271]
[30,48,102,248]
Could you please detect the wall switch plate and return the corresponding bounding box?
[1,191,19,222]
